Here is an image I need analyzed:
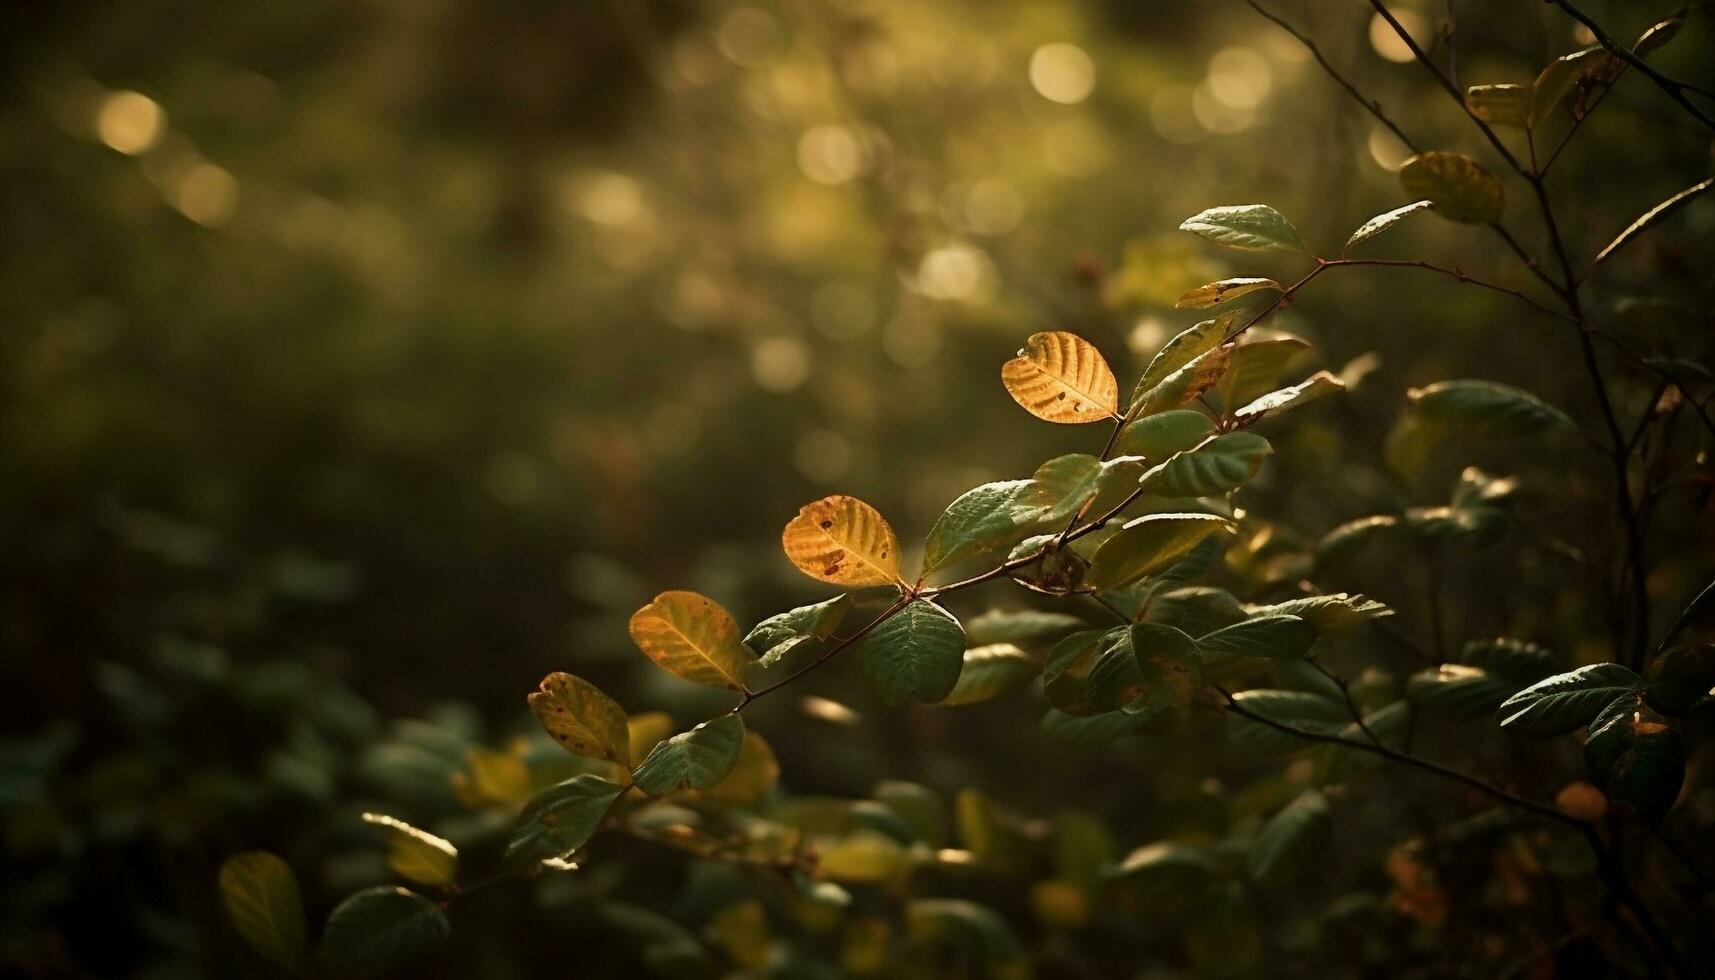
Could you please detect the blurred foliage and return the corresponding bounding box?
[3,0,1714,977]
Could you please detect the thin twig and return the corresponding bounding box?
[1548,0,1715,133]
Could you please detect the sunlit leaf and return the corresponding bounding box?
[632,713,746,795]
[1226,689,1347,753]
[1130,344,1234,420]
[1588,177,1713,273]
[1235,371,1345,424]
[744,595,851,667]
[921,480,1036,574]
[1137,432,1271,497]
[319,886,449,976]
[820,831,916,883]
[859,600,965,707]
[944,643,1037,705]
[1175,277,1282,310]
[1247,789,1330,882]
[1024,452,1146,527]
[1465,84,1529,127]
[1344,200,1435,254]
[1498,663,1641,734]
[1530,48,1617,126]
[629,591,756,692]
[1115,409,1217,461]
[218,852,307,971]
[782,494,904,587]
[1399,152,1503,224]
[505,773,626,865]
[1245,593,1391,634]
[1133,315,1235,408]
[1408,663,1520,716]
[1001,331,1121,423]
[528,671,630,765]
[1633,16,1683,58]
[1179,204,1309,254]
[1088,513,1236,590]
[1217,334,1310,409]
[1317,515,1401,561]
[1197,615,1315,660]
[361,813,459,887]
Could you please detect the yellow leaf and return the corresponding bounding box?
[1174,277,1281,310]
[781,495,903,587]
[627,711,674,764]
[1001,331,1120,423]
[629,591,756,691]
[528,672,630,765]
[452,745,532,808]
[361,812,459,887]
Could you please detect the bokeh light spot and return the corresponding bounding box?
[1028,43,1096,104]
[751,336,811,392]
[1369,9,1427,64]
[95,90,165,155]
[174,163,238,226]
[797,125,864,185]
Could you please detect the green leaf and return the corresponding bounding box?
[921,480,1036,575]
[1137,432,1271,497]
[1633,16,1683,59]
[1145,584,1246,637]
[1316,514,1400,561]
[1584,694,1683,821]
[633,713,746,794]
[1025,452,1146,526]
[744,594,851,666]
[876,780,949,847]
[1176,277,1282,310]
[1245,593,1392,634]
[1226,689,1348,753]
[1107,842,1219,906]
[528,671,631,765]
[1589,176,1713,273]
[218,851,307,971]
[1461,637,1558,685]
[361,813,459,887]
[963,609,1085,648]
[1039,707,1154,744]
[1247,789,1330,882]
[1498,663,1641,734]
[319,886,450,976]
[1197,615,1316,660]
[1344,200,1435,254]
[1399,152,1503,224]
[1530,48,1617,127]
[1115,409,1217,461]
[943,643,1037,706]
[1465,84,1529,127]
[505,773,627,864]
[905,899,1028,975]
[1132,316,1235,409]
[1126,622,1206,713]
[1408,663,1521,716]
[1643,643,1715,716]
[1052,808,1114,884]
[1235,371,1345,424]
[1179,204,1309,254]
[1409,378,1573,435]
[1088,513,1236,590]
[1131,344,1234,420]
[859,600,966,707]
[1217,335,1311,409]
[1042,629,1109,715]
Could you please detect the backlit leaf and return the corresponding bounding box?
[218,851,307,971]
[1235,371,1345,424]
[859,601,966,707]
[528,671,630,764]
[1179,204,1309,254]
[1399,152,1503,224]
[505,773,626,865]
[632,713,747,795]
[944,643,1037,706]
[701,731,781,805]
[1583,696,1684,821]
[1137,432,1271,498]
[744,594,851,667]
[629,591,756,692]
[1130,344,1234,420]
[1088,513,1236,590]
[1216,334,1310,409]
[1001,331,1121,423]
[1408,663,1520,716]
[1245,593,1392,634]
[1175,277,1281,310]
[319,886,449,976]
[1588,177,1713,272]
[1465,84,1529,127]
[1344,200,1434,254]
[1498,663,1641,734]
[1633,16,1683,58]
[1133,315,1235,408]
[782,495,904,587]
[1530,48,1617,127]
[361,813,459,887]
